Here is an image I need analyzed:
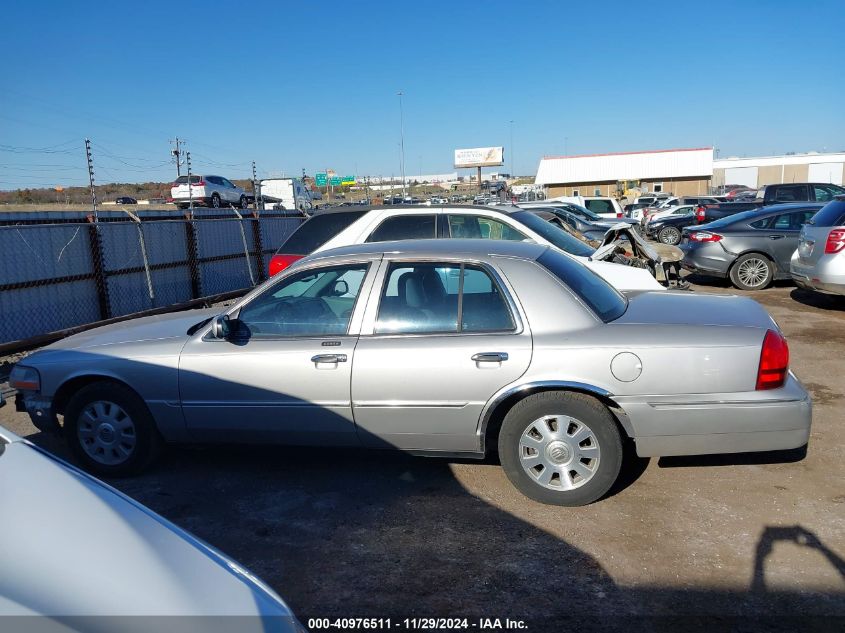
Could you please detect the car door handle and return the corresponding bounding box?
[311,354,347,363]
[768,235,785,240]
[471,352,509,363]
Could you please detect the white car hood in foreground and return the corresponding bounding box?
[0,429,298,626]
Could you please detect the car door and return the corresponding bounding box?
[219,177,237,203]
[351,258,532,452]
[760,209,818,271]
[178,259,378,445]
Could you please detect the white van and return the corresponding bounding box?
[259,178,313,214]
[547,195,624,219]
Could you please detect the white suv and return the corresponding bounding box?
[170,175,248,209]
[268,205,663,291]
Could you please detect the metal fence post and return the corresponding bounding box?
[251,211,267,282]
[184,214,202,299]
[86,215,111,320]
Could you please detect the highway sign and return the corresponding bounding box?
[329,176,342,186]
[315,173,327,186]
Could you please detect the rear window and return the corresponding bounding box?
[278,211,368,255]
[511,211,595,257]
[537,249,627,323]
[808,199,845,227]
[174,175,202,184]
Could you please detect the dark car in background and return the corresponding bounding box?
[645,209,698,245]
[115,196,137,204]
[679,203,823,290]
[527,206,613,241]
[694,183,845,224]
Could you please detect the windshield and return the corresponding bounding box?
[511,211,595,257]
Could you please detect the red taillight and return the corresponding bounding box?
[193,180,205,187]
[616,212,623,218]
[824,228,845,254]
[756,329,789,390]
[269,253,303,276]
[688,231,723,243]
[695,205,706,222]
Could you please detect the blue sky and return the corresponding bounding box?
[2,0,843,189]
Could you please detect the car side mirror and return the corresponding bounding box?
[331,280,349,296]
[210,315,231,339]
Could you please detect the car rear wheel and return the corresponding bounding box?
[658,226,681,245]
[730,253,773,290]
[64,382,161,477]
[498,391,622,506]
[239,195,248,209]
[210,193,221,208]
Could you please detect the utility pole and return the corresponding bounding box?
[85,138,98,220]
[186,152,193,216]
[397,91,406,198]
[252,161,263,211]
[169,137,185,177]
[509,120,515,177]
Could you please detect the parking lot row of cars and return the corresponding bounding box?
[631,184,845,294]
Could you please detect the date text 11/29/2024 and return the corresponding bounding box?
[307,618,528,630]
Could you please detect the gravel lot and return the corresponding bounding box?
[2,276,843,631]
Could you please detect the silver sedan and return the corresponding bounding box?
[12,239,812,506]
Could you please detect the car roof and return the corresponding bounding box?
[310,204,523,216]
[302,238,549,263]
[752,202,825,214]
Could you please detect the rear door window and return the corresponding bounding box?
[773,185,808,202]
[750,216,774,229]
[585,199,613,214]
[447,214,526,240]
[279,211,368,255]
[366,214,436,242]
[375,262,515,334]
[813,184,845,202]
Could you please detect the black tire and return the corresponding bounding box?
[498,391,623,506]
[729,252,774,290]
[64,381,161,477]
[239,195,248,209]
[657,226,682,245]
[210,193,221,208]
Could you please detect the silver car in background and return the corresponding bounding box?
[12,240,811,506]
[791,196,845,296]
[0,425,302,629]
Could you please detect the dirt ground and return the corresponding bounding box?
[2,276,843,631]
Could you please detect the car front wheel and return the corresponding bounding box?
[498,391,622,506]
[64,382,161,477]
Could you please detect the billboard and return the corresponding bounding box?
[454,146,504,168]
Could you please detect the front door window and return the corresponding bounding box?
[236,264,369,338]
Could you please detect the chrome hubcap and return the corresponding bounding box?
[660,228,679,243]
[519,415,601,491]
[738,258,768,287]
[77,400,136,465]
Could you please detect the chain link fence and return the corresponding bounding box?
[0,208,303,349]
